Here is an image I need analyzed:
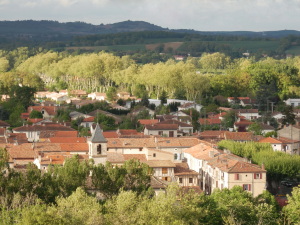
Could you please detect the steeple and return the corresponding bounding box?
[88,123,108,165]
[89,123,107,143]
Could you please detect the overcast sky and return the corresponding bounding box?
[0,0,299,31]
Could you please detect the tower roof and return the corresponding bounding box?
[89,123,107,143]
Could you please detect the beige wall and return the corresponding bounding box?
[177,175,198,186]
[152,167,174,179]
[144,128,178,137]
[227,172,266,197]
[146,148,173,161]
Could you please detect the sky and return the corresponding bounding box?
[0,0,299,31]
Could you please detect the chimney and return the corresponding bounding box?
[54,107,56,112]
[225,163,228,169]
[50,157,52,163]
[267,121,270,125]
[261,163,265,170]
[155,137,157,143]
[227,150,231,154]
[209,150,214,158]
[31,142,35,149]
[38,155,41,162]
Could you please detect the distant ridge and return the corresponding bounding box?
[0,20,299,38]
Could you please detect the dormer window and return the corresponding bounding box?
[41,110,44,114]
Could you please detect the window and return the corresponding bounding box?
[254,173,262,179]
[139,148,142,151]
[292,103,295,107]
[158,131,163,136]
[221,184,223,190]
[274,145,276,147]
[216,181,218,187]
[153,153,156,157]
[234,174,239,180]
[37,131,40,136]
[41,110,44,114]
[243,184,251,191]
[179,178,183,183]
[189,178,193,183]
[162,168,168,174]
[97,144,102,155]
[174,154,178,160]
[174,148,178,151]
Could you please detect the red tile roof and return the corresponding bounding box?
[138,119,159,125]
[103,132,119,138]
[174,163,199,175]
[145,124,178,130]
[224,132,254,141]
[199,118,221,125]
[49,137,86,143]
[27,106,59,116]
[59,143,89,152]
[54,131,78,137]
[118,130,138,135]
[27,118,44,124]
[82,117,95,122]
[0,120,10,127]
[144,160,176,168]
[157,119,193,127]
[13,125,75,132]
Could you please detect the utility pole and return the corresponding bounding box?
[291,125,294,156]
[271,102,274,113]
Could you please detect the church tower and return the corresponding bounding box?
[88,123,108,165]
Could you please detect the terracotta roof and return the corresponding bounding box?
[259,122,275,130]
[144,160,176,168]
[198,131,224,138]
[27,106,58,116]
[59,143,89,151]
[228,97,250,100]
[69,90,87,95]
[150,176,169,189]
[145,124,178,130]
[0,128,5,136]
[240,99,257,104]
[13,124,75,132]
[49,137,86,143]
[224,132,254,141]
[103,132,119,138]
[234,119,254,127]
[138,119,159,125]
[123,154,147,161]
[0,120,10,127]
[27,118,44,124]
[174,163,199,175]
[82,117,95,122]
[228,161,266,173]
[118,130,138,135]
[2,133,28,144]
[2,143,37,159]
[199,118,221,125]
[54,131,78,137]
[157,119,193,127]
[234,109,259,114]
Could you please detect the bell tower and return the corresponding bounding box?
[88,123,108,165]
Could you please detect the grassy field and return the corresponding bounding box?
[66,46,109,51]
[107,45,146,51]
[177,41,281,52]
[144,38,183,44]
[285,46,300,55]
[145,42,183,52]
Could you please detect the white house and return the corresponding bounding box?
[272,111,284,120]
[177,103,202,112]
[51,94,68,102]
[284,98,300,107]
[234,109,260,120]
[88,92,107,101]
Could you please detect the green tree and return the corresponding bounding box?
[221,110,236,128]
[140,95,149,107]
[29,110,43,119]
[137,108,150,119]
[282,105,296,126]
[247,122,263,135]
[94,113,116,129]
[159,90,168,104]
[57,80,68,90]
[92,159,153,198]
[106,87,117,102]
[284,185,300,224]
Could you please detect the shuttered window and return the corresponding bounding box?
[162,168,168,174]
[235,174,239,180]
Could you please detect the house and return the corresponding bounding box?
[174,162,199,187]
[228,97,249,104]
[240,99,257,107]
[157,119,193,135]
[234,118,254,132]
[13,124,76,142]
[199,118,222,126]
[69,90,87,97]
[197,131,225,141]
[66,97,82,104]
[224,131,254,142]
[27,106,58,119]
[117,92,131,99]
[88,92,107,101]
[132,106,155,117]
[0,132,28,144]
[71,100,100,109]
[234,109,259,120]
[1,95,10,101]
[41,101,56,106]
[69,111,92,121]
[144,124,179,137]
[284,98,300,107]
[277,125,300,142]
[177,102,202,112]
[167,99,194,105]
[27,118,46,125]
[21,113,30,121]
[259,122,275,134]
[0,120,11,129]
[174,55,185,60]
[259,137,300,155]
[80,117,95,128]
[51,93,68,102]
[272,111,284,120]
[184,142,267,197]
